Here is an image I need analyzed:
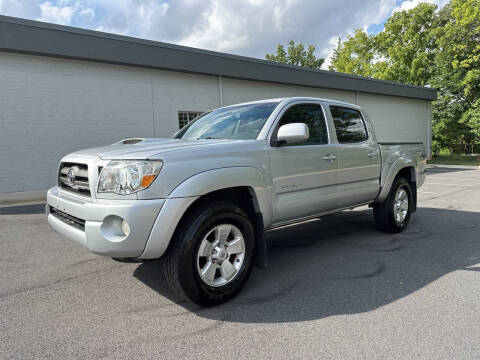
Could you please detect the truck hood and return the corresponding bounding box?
[72,138,247,160]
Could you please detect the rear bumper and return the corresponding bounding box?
[47,187,165,257]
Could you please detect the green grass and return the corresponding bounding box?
[428,154,480,166]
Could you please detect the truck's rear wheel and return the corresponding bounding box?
[373,177,413,233]
[163,201,254,306]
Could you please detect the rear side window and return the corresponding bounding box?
[277,103,328,145]
[330,106,368,143]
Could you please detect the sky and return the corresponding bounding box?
[0,0,449,69]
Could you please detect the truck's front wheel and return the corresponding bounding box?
[373,177,413,233]
[163,201,255,306]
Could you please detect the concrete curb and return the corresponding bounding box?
[427,164,480,170]
[0,191,46,208]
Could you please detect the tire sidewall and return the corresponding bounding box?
[175,203,255,305]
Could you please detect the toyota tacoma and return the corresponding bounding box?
[47,97,427,306]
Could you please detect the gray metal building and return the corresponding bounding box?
[0,15,436,204]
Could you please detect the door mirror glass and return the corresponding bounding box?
[277,123,310,144]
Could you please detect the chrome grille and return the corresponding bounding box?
[58,162,90,196]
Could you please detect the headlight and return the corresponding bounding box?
[98,160,163,195]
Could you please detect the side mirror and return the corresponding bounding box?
[276,123,309,145]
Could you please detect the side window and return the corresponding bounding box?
[330,106,368,143]
[277,104,328,145]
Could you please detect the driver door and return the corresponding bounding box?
[268,102,338,225]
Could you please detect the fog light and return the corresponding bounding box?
[121,219,130,237]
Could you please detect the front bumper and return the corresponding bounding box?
[47,187,165,257]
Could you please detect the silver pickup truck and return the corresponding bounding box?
[47,97,426,305]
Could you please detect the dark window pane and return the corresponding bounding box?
[330,106,368,143]
[277,104,328,145]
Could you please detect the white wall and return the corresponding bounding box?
[151,70,220,137]
[1,53,156,193]
[222,78,356,105]
[0,51,431,196]
[357,93,430,151]
[0,52,219,193]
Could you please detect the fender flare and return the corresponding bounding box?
[376,159,415,203]
[139,167,273,261]
[168,166,273,227]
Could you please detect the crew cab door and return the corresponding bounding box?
[327,105,381,207]
[268,102,338,225]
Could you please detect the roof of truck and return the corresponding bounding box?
[226,97,360,109]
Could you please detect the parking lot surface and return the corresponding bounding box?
[1,166,480,359]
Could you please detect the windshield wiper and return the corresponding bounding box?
[197,136,216,140]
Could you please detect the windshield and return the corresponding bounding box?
[175,102,279,140]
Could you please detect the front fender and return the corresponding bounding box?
[169,167,273,227]
[139,167,272,260]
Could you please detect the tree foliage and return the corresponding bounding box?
[266,40,324,69]
[375,3,438,86]
[329,30,377,78]
[327,0,480,153]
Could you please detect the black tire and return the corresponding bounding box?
[162,201,255,306]
[373,177,413,233]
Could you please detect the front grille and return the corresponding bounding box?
[58,162,90,196]
[49,206,85,230]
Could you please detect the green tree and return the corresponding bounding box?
[461,100,480,152]
[330,3,438,86]
[266,40,324,69]
[432,94,467,154]
[329,30,377,77]
[433,0,480,152]
[375,3,438,86]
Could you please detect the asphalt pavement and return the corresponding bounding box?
[1,165,479,359]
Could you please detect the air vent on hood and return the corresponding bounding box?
[120,138,143,145]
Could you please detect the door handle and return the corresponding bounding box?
[323,154,337,161]
[367,151,378,158]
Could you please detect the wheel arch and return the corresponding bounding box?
[376,160,417,208]
[168,185,269,268]
[140,167,271,265]
[168,167,272,225]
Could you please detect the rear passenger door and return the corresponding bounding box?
[329,106,381,207]
[268,102,338,224]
